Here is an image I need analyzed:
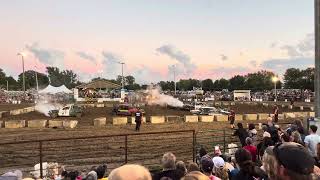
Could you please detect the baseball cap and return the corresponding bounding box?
[212,156,225,168]
[200,157,214,173]
[263,132,271,138]
[273,142,315,175]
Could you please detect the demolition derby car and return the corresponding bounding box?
[112,104,145,116]
[191,106,230,116]
[49,104,83,118]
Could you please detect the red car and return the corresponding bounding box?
[112,104,145,116]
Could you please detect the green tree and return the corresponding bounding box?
[18,70,49,90]
[177,79,201,91]
[245,70,276,91]
[229,75,246,90]
[201,79,214,91]
[46,67,79,88]
[283,68,302,89]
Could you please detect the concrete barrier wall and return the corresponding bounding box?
[49,120,64,128]
[166,116,181,122]
[94,117,107,127]
[131,117,147,124]
[284,112,295,119]
[96,104,105,108]
[63,120,78,128]
[185,115,199,123]
[235,115,243,121]
[200,116,214,122]
[310,112,316,118]
[244,114,258,121]
[5,120,26,128]
[112,117,128,125]
[214,115,228,122]
[150,116,165,124]
[28,120,47,128]
[294,112,309,118]
[278,114,285,120]
[257,113,270,120]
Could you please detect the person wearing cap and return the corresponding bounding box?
[200,156,221,180]
[272,142,315,180]
[257,131,274,161]
[212,156,229,180]
[304,125,320,158]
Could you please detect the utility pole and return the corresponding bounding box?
[17,53,26,95]
[315,0,320,117]
[118,62,125,89]
[35,71,39,91]
[173,65,177,95]
[6,80,8,91]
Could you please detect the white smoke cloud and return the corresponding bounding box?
[35,102,63,117]
[156,44,197,75]
[145,85,183,107]
[25,43,65,69]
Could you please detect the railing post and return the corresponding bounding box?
[39,141,43,179]
[223,129,226,154]
[192,130,196,162]
[125,135,128,164]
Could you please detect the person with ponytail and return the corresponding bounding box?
[231,148,267,180]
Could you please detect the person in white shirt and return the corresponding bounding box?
[304,125,320,157]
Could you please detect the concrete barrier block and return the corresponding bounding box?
[278,114,285,120]
[28,120,47,128]
[63,120,78,128]
[131,117,147,124]
[150,116,165,124]
[243,114,258,121]
[222,102,229,106]
[112,117,128,125]
[294,112,309,118]
[214,115,228,122]
[309,112,316,118]
[257,114,270,120]
[10,109,23,115]
[166,116,181,122]
[200,116,214,122]
[5,120,26,128]
[96,104,105,108]
[48,120,63,128]
[235,115,243,121]
[93,117,107,126]
[284,112,295,119]
[185,115,199,123]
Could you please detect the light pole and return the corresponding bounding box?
[118,62,125,89]
[17,52,26,95]
[173,65,177,95]
[272,76,279,102]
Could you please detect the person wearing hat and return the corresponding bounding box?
[257,131,274,161]
[212,156,229,180]
[200,156,221,180]
[272,142,315,180]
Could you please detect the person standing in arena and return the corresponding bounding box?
[135,110,142,131]
[229,110,235,129]
[273,105,279,123]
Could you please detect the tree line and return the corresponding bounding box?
[0,67,315,92]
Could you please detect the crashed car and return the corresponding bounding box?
[49,104,83,118]
[112,104,145,116]
[191,106,230,116]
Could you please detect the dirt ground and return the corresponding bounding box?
[0,103,34,111]
[0,102,311,176]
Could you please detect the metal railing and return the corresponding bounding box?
[0,130,195,178]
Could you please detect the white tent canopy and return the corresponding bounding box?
[39,85,72,94]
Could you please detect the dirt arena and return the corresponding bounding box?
[0,102,311,176]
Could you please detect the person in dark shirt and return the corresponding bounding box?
[135,111,142,131]
[229,110,236,129]
[273,105,279,123]
[233,123,249,147]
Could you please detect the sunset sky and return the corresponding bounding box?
[0,0,314,83]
